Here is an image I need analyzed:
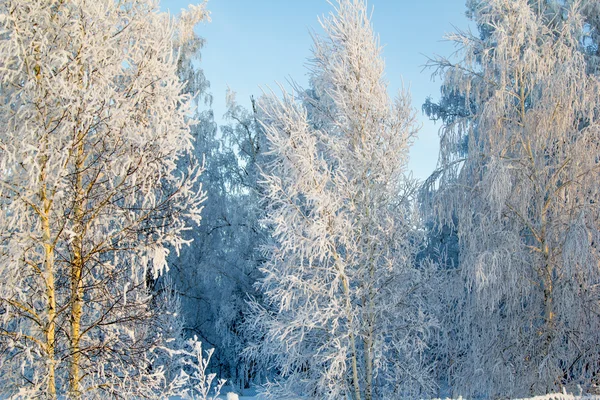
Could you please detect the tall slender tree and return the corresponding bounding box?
[249,1,434,398]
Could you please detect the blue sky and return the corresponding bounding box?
[161,0,470,180]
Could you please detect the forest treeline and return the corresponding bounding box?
[0,0,599,399]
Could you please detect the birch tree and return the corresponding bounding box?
[425,0,600,396]
[250,1,434,398]
[0,0,207,397]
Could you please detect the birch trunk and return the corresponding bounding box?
[69,127,87,398]
[40,166,57,399]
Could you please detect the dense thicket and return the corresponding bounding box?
[2,0,600,399]
[168,84,268,389]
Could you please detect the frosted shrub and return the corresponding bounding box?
[173,336,226,400]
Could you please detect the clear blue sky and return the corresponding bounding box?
[161,0,470,180]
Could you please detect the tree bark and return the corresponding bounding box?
[341,273,362,400]
[41,181,57,399]
[69,135,86,398]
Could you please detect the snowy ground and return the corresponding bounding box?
[215,387,302,400]
[170,387,303,400]
[217,390,299,400]
[210,391,600,400]
[220,388,262,400]
[213,391,600,400]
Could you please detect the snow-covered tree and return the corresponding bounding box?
[156,0,269,388]
[168,54,268,387]
[204,91,268,388]
[0,0,207,397]
[424,0,600,396]
[249,1,434,398]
